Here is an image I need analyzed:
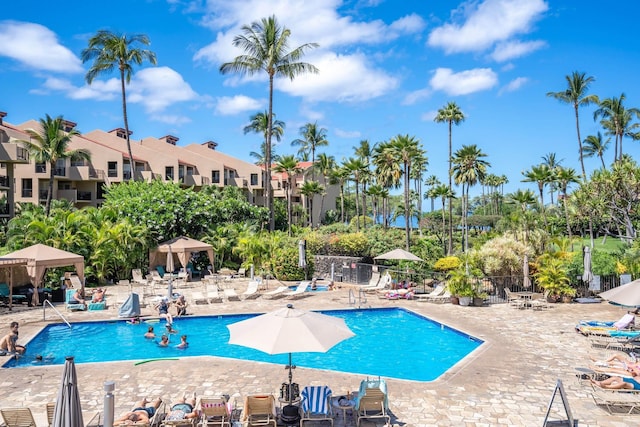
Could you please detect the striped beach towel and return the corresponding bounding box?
[301,385,332,414]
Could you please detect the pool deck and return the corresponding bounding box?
[1,279,638,426]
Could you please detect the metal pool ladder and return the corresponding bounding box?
[43,299,72,328]
[348,288,368,309]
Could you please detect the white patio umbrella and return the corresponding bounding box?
[227,304,355,404]
[53,356,84,427]
[598,279,640,307]
[582,246,594,287]
[374,248,423,262]
[166,245,175,299]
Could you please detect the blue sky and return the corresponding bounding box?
[1,0,639,197]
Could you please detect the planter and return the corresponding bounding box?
[562,295,574,303]
[458,296,472,306]
[450,296,460,305]
[472,297,484,307]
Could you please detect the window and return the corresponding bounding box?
[35,163,46,173]
[54,159,66,176]
[22,179,33,197]
[165,166,174,180]
[107,162,118,177]
[211,170,220,184]
[251,173,258,186]
[187,166,194,176]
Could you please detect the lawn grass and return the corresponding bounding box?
[579,236,627,253]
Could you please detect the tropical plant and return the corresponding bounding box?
[434,101,465,254]
[521,164,554,229]
[582,132,610,169]
[342,157,368,232]
[244,111,285,167]
[19,115,91,216]
[299,180,324,228]
[220,15,318,231]
[274,155,302,235]
[534,256,575,298]
[292,122,328,180]
[593,93,640,161]
[82,30,157,179]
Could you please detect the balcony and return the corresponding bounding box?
[53,167,66,177]
[139,171,161,182]
[39,189,48,200]
[69,165,104,181]
[58,189,77,202]
[78,191,92,201]
[183,174,209,187]
[35,164,46,174]
[0,143,29,163]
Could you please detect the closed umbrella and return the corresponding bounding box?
[598,279,640,306]
[227,304,354,404]
[166,245,175,299]
[523,254,531,289]
[53,356,84,427]
[298,240,307,280]
[582,246,594,287]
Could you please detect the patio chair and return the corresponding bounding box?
[0,283,28,305]
[207,286,223,303]
[132,269,149,285]
[300,385,333,426]
[504,288,525,309]
[355,379,390,427]
[46,402,55,427]
[414,283,445,301]
[241,395,277,427]
[589,381,640,414]
[198,397,232,427]
[241,281,261,300]
[65,289,87,311]
[426,288,452,303]
[362,272,380,289]
[0,407,37,427]
[285,282,310,299]
[235,267,246,278]
[531,291,550,310]
[224,288,240,301]
[262,286,289,299]
[365,273,392,293]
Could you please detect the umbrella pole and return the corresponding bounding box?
[288,352,294,405]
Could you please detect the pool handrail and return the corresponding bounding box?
[43,299,72,328]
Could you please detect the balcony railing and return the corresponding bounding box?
[54,167,66,177]
[78,191,92,201]
[107,170,118,178]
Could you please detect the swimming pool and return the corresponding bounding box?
[4,308,483,381]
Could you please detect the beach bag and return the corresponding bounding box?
[280,382,299,402]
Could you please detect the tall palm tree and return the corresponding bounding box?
[19,115,91,216]
[424,175,440,212]
[508,189,537,244]
[330,166,350,223]
[410,148,428,235]
[220,15,318,231]
[388,134,422,250]
[546,71,599,180]
[314,153,335,216]
[244,110,285,165]
[342,157,367,231]
[249,142,281,166]
[594,93,640,161]
[274,155,301,235]
[291,122,328,180]
[541,152,563,205]
[434,101,465,254]
[432,183,454,254]
[82,31,157,180]
[522,164,554,229]
[451,144,489,253]
[582,132,610,169]
[299,180,324,228]
[555,166,580,240]
[353,140,373,228]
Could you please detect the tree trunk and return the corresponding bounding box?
[266,74,275,231]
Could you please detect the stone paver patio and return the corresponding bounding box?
[1,280,639,426]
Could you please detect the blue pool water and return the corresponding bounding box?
[4,308,482,381]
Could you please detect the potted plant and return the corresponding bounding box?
[534,257,573,303]
[447,267,473,306]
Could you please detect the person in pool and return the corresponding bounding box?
[176,335,188,349]
[144,326,155,339]
[158,335,170,347]
[0,322,25,355]
[114,397,162,424]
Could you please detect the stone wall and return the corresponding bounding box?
[313,255,373,284]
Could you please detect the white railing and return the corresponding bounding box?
[348,288,368,309]
[42,299,72,328]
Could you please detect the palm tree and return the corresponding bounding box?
[451,144,489,252]
[555,166,580,240]
[314,153,335,216]
[387,134,422,250]
[508,189,537,244]
[434,101,465,254]
[299,180,324,228]
[432,183,454,253]
[593,93,640,161]
[19,115,91,216]
[244,110,285,167]
[424,175,440,212]
[249,142,281,166]
[353,140,373,228]
[582,132,610,169]
[82,31,157,180]
[546,71,599,180]
[522,164,553,229]
[291,122,328,180]
[330,166,350,223]
[274,155,301,235]
[220,15,318,231]
[410,148,428,235]
[541,152,563,205]
[342,157,367,231]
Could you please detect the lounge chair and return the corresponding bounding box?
[224,288,240,301]
[504,288,525,309]
[65,289,87,311]
[198,397,232,427]
[235,268,246,278]
[0,283,28,305]
[262,286,289,299]
[414,283,445,301]
[355,379,390,427]
[46,402,55,427]
[206,286,223,303]
[132,269,149,285]
[426,288,452,303]
[0,407,37,427]
[365,273,391,293]
[362,272,380,289]
[285,282,310,299]
[241,395,277,427]
[300,385,333,426]
[191,291,209,305]
[589,381,640,414]
[241,281,261,300]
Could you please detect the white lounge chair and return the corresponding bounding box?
[365,273,391,293]
[263,286,289,299]
[362,272,380,289]
[191,291,209,305]
[285,282,310,299]
[207,286,223,303]
[241,281,261,300]
[224,288,240,301]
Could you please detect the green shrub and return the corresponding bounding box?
[434,256,462,271]
[271,246,314,281]
[332,233,369,257]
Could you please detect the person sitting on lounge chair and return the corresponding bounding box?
[92,288,105,303]
[165,393,199,421]
[115,397,162,424]
[72,289,86,306]
[614,309,639,329]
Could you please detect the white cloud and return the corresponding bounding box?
[420,110,438,121]
[69,78,120,101]
[491,39,546,62]
[429,67,498,95]
[0,21,83,73]
[499,76,529,94]
[279,51,399,103]
[403,88,431,105]
[335,128,361,138]
[299,104,325,122]
[150,114,192,125]
[127,67,199,112]
[427,0,548,54]
[390,14,427,34]
[215,95,263,115]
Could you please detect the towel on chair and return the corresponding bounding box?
[301,385,331,414]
